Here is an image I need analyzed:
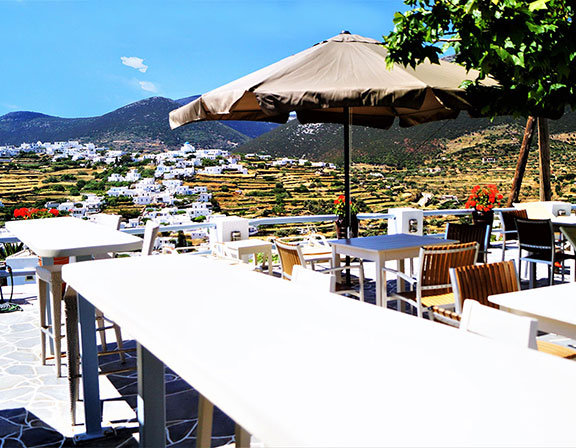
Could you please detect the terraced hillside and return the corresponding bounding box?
[2,121,576,237]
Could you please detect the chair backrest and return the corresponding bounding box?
[141,221,160,256]
[460,299,538,350]
[445,223,490,258]
[450,260,520,314]
[499,209,528,235]
[92,213,122,230]
[304,231,329,248]
[274,239,306,280]
[515,217,555,257]
[418,242,478,296]
[292,265,335,293]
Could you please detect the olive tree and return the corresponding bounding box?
[384,0,576,117]
[384,0,576,201]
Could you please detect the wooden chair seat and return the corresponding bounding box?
[394,291,455,309]
[387,242,478,318]
[430,306,460,326]
[536,341,576,359]
[443,260,576,359]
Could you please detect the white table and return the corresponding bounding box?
[223,239,273,275]
[63,254,576,447]
[490,282,576,339]
[6,217,143,442]
[330,234,456,307]
[553,216,576,228]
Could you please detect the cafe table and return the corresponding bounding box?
[223,239,274,275]
[552,215,576,228]
[62,254,576,447]
[489,282,576,340]
[6,217,143,442]
[330,234,456,307]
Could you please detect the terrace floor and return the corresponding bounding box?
[1,246,575,447]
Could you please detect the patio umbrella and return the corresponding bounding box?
[170,31,496,236]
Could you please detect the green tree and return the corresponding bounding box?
[384,0,576,117]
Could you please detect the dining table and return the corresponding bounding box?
[552,215,576,228]
[61,253,576,448]
[489,282,576,340]
[6,217,143,442]
[330,234,457,307]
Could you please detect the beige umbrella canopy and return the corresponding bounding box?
[170,32,495,235]
[170,32,492,129]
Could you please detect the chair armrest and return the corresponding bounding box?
[382,266,416,285]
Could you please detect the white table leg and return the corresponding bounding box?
[76,293,110,440]
[40,257,55,355]
[332,250,342,283]
[197,393,214,448]
[74,254,112,443]
[376,257,384,307]
[235,423,251,448]
[137,343,166,448]
[397,258,407,313]
[397,259,406,293]
[266,248,273,275]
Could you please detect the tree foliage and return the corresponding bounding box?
[384,0,576,118]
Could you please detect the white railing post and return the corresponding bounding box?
[387,208,423,235]
[208,216,249,254]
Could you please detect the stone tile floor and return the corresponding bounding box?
[0,284,235,447]
[1,250,575,447]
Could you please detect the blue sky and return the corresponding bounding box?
[1,0,407,118]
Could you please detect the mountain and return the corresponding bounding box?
[0,96,276,150]
[236,111,576,166]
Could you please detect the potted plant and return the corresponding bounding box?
[333,195,359,239]
[464,185,503,227]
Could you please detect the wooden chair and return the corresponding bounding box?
[387,242,478,318]
[299,231,333,269]
[437,260,576,359]
[445,223,490,263]
[274,239,365,301]
[516,218,575,288]
[460,300,538,349]
[498,209,528,261]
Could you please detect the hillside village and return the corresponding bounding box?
[2,120,576,245]
[0,140,338,239]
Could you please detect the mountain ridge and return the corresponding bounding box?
[3,97,576,165]
[0,96,274,150]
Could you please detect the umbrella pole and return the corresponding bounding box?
[344,107,352,285]
[344,106,351,238]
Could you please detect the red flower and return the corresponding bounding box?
[465,184,502,211]
[49,209,59,216]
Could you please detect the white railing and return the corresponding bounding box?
[2,205,575,242]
